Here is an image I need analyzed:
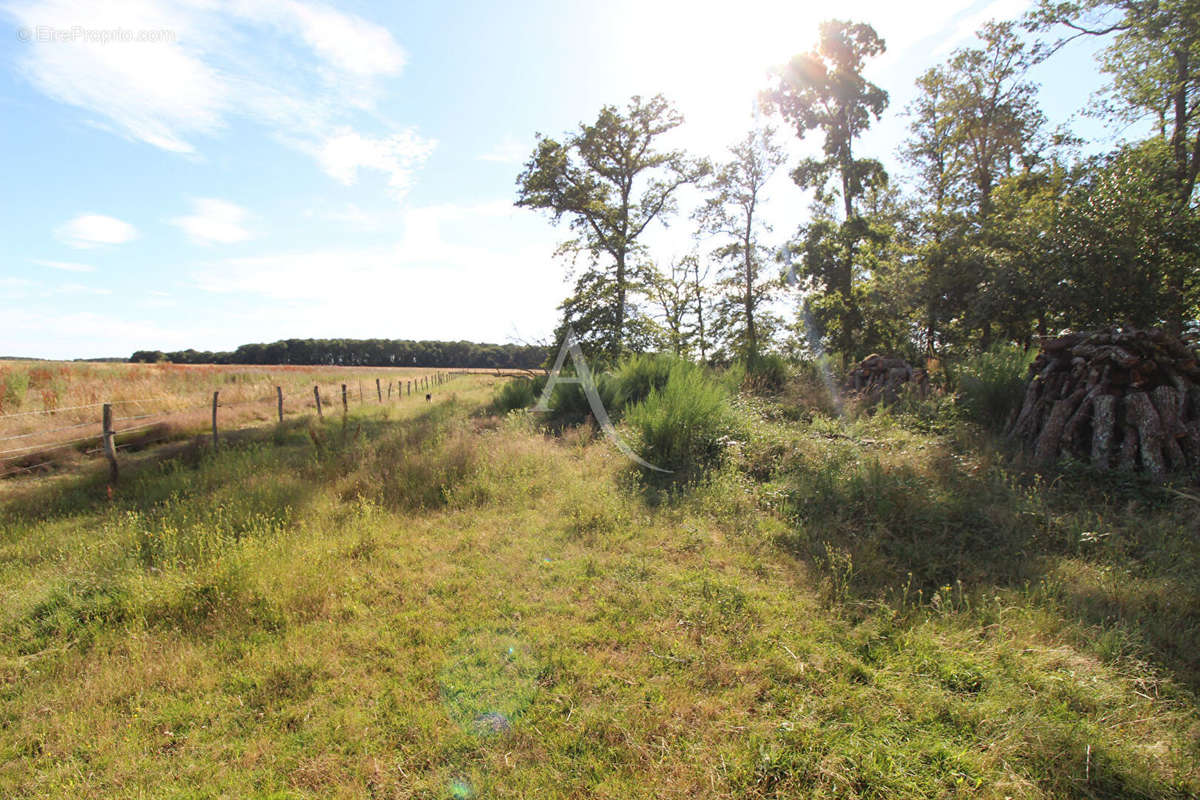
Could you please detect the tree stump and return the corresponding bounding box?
[1008,328,1200,478]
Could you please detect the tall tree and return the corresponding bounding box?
[1029,0,1200,331]
[696,126,787,362]
[902,21,1045,350]
[762,20,889,361]
[516,95,707,358]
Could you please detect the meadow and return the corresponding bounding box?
[0,361,453,478]
[0,365,1198,798]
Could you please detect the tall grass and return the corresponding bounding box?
[950,344,1035,430]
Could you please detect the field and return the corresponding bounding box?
[1,367,1199,798]
[0,362,452,479]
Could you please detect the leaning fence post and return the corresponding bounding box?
[314,385,323,418]
[211,391,219,448]
[101,403,118,484]
[376,377,382,403]
[277,386,284,423]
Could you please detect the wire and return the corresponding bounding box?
[114,420,169,436]
[112,412,167,423]
[0,402,106,419]
[0,432,103,460]
[0,419,98,442]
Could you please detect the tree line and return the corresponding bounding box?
[516,0,1200,366]
[130,339,548,369]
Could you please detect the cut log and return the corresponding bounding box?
[1091,394,1116,469]
[1126,391,1167,478]
[1035,386,1088,465]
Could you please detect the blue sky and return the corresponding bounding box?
[1,0,1119,359]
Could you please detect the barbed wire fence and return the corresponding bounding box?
[0,371,456,482]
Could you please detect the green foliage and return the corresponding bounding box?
[490,376,547,414]
[624,361,738,478]
[611,352,679,408]
[744,353,790,393]
[2,368,29,410]
[950,344,1034,429]
[516,95,708,358]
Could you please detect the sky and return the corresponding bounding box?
[0,0,1122,359]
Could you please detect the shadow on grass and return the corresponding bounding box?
[770,446,1200,697]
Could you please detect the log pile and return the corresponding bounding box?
[1009,328,1200,478]
[845,354,929,405]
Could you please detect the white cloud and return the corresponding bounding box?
[479,135,531,164]
[170,198,253,244]
[55,214,138,248]
[33,259,96,272]
[317,127,437,197]
[189,202,563,342]
[53,282,112,295]
[4,0,421,176]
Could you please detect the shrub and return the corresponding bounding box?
[624,362,738,479]
[546,372,619,423]
[612,352,679,409]
[744,353,790,393]
[490,376,546,414]
[951,345,1034,430]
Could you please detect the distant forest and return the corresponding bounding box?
[130,339,549,369]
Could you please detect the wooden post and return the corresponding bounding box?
[101,403,118,484]
[211,391,219,448]
[276,386,284,423]
[342,384,348,415]
[314,385,323,418]
[376,377,382,402]
[388,381,392,400]
[407,380,411,396]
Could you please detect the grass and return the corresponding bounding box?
[0,361,453,478]
[0,373,1197,798]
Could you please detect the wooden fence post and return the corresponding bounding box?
[342,384,348,415]
[407,380,411,396]
[376,378,382,403]
[277,386,284,423]
[101,403,118,484]
[314,385,322,418]
[211,391,219,448]
[388,381,392,400]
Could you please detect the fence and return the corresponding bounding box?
[0,371,455,482]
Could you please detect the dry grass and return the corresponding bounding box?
[0,361,456,480]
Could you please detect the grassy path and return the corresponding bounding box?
[1,377,1197,798]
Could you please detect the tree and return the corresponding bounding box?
[901,21,1045,350]
[696,126,787,362]
[648,256,694,357]
[516,95,708,358]
[1028,0,1200,331]
[762,20,889,361]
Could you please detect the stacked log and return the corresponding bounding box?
[1009,328,1200,478]
[845,354,929,405]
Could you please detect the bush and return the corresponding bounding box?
[624,361,738,479]
[547,372,619,423]
[744,353,790,393]
[951,345,1034,430]
[490,376,546,414]
[612,352,679,409]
